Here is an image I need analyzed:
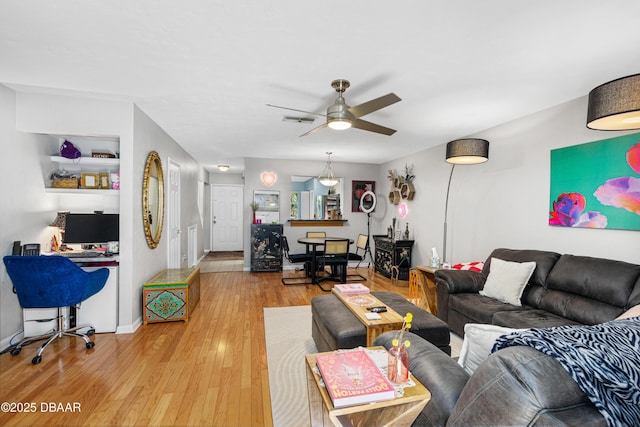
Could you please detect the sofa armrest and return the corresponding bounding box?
[435,269,486,294]
[447,346,606,427]
[435,270,487,323]
[374,331,470,427]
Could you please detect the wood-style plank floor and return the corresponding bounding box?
[0,267,411,427]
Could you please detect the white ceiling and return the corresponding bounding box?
[2,1,639,173]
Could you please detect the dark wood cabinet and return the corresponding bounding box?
[250,224,283,271]
[373,236,414,280]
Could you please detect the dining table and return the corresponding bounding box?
[297,236,354,285]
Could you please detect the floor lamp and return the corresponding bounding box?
[443,138,489,264]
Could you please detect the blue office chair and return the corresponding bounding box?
[3,255,109,364]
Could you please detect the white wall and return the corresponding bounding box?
[0,86,61,347]
[243,158,379,268]
[0,88,206,345]
[380,96,640,267]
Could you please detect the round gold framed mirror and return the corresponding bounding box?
[142,151,165,249]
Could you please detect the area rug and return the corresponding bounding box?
[264,305,462,427]
[264,305,317,427]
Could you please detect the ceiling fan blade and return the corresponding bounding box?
[351,118,397,136]
[347,93,401,119]
[300,122,328,137]
[266,104,326,117]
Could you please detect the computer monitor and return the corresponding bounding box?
[63,213,119,245]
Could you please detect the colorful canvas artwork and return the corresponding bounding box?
[549,132,640,231]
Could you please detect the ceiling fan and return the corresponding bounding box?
[267,79,401,137]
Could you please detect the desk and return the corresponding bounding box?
[25,254,119,335]
[297,237,353,285]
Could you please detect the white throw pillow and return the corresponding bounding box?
[479,257,536,306]
[458,323,522,375]
[616,304,640,320]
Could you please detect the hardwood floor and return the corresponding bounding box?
[0,267,410,427]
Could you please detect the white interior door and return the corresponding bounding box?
[211,185,243,251]
[167,158,181,268]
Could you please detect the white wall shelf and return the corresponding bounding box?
[49,155,120,166]
[44,188,119,195]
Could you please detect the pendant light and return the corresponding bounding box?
[587,73,640,130]
[318,152,339,187]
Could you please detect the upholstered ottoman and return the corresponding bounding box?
[311,291,451,354]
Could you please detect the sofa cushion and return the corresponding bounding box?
[546,254,640,308]
[538,255,640,325]
[449,293,530,325]
[492,309,582,329]
[480,258,536,306]
[458,323,521,375]
[482,248,561,288]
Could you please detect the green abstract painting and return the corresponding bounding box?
[549,132,640,231]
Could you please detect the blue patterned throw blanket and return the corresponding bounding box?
[493,317,640,427]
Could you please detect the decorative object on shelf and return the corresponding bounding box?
[430,247,440,268]
[261,171,277,187]
[352,180,376,212]
[587,73,640,131]
[60,140,81,159]
[51,174,79,189]
[99,173,110,189]
[91,151,116,158]
[142,151,165,249]
[388,312,413,384]
[403,223,410,240]
[387,166,416,204]
[49,211,69,247]
[110,172,120,189]
[443,138,489,263]
[318,152,339,187]
[250,201,259,224]
[253,190,280,224]
[403,163,415,184]
[81,172,99,189]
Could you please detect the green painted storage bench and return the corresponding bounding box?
[143,267,201,324]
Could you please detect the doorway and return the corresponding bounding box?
[167,158,181,268]
[211,184,244,252]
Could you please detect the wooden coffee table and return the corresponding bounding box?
[305,347,431,427]
[331,290,405,346]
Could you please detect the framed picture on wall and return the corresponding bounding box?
[352,180,376,212]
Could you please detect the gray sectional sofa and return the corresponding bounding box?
[374,248,640,426]
[435,248,640,335]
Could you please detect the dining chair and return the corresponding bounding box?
[281,236,314,286]
[305,231,326,255]
[317,239,350,291]
[3,255,109,364]
[348,234,368,267]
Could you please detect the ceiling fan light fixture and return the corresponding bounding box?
[587,73,640,130]
[318,152,339,187]
[328,118,352,130]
